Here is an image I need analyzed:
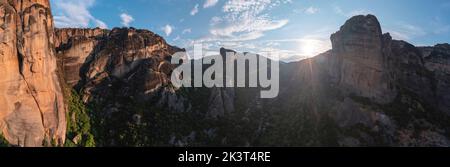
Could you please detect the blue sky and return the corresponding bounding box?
[50,0,450,61]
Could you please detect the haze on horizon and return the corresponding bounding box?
[50,0,450,62]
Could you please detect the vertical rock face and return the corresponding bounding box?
[55,28,108,87]
[73,28,183,102]
[0,0,66,146]
[55,28,189,146]
[269,15,450,146]
[330,15,395,103]
[55,27,186,110]
[55,28,107,48]
[421,44,450,115]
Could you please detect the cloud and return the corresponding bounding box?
[180,0,298,61]
[384,23,426,41]
[173,36,181,41]
[162,24,173,36]
[334,6,372,17]
[348,9,372,17]
[120,13,134,27]
[208,19,289,41]
[386,30,411,41]
[210,37,331,62]
[204,0,219,8]
[210,16,223,26]
[304,6,319,15]
[182,28,192,34]
[434,25,450,34]
[94,20,108,29]
[203,0,290,42]
[430,16,450,35]
[400,24,426,36]
[258,37,331,60]
[333,6,344,16]
[183,0,314,62]
[190,4,199,16]
[53,0,107,28]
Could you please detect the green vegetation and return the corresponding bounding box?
[0,133,8,147]
[65,90,95,147]
[380,87,449,128]
[89,92,213,146]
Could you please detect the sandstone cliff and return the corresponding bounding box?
[55,28,108,87]
[56,27,183,102]
[0,0,65,146]
[55,27,189,146]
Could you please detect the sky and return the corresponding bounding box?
[50,0,450,62]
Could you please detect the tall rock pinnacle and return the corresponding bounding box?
[0,0,66,146]
[330,14,395,103]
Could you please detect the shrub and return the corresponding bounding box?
[0,133,8,147]
[65,90,96,147]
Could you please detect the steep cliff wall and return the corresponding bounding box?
[0,0,65,146]
[55,28,108,87]
[329,15,396,103]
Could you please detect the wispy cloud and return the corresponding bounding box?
[120,13,134,27]
[210,16,223,26]
[304,6,319,15]
[53,0,107,28]
[333,6,344,16]
[204,0,219,8]
[162,24,174,36]
[431,16,450,35]
[190,4,199,16]
[213,37,331,62]
[334,6,372,17]
[184,0,306,61]
[203,0,290,42]
[434,25,450,35]
[348,9,372,17]
[181,1,331,62]
[173,36,181,41]
[182,28,192,34]
[385,23,426,41]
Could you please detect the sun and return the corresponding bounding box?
[302,41,318,58]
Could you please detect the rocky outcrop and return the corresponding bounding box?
[420,44,450,115]
[318,15,450,145]
[54,27,189,146]
[78,28,182,101]
[0,0,66,146]
[329,15,395,104]
[55,28,108,87]
[55,28,108,48]
[263,15,450,146]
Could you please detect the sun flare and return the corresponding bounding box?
[301,41,318,58]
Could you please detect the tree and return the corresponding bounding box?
[0,133,8,147]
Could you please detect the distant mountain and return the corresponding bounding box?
[1,0,449,147]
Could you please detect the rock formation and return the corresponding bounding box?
[329,15,395,103]
[300,15,450,146]
[56,27,184,103]
[55,28,108,87]
[420,44,450,115]
[52,15,450,147]
[0,0,65,146]
[1,0,448,147]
